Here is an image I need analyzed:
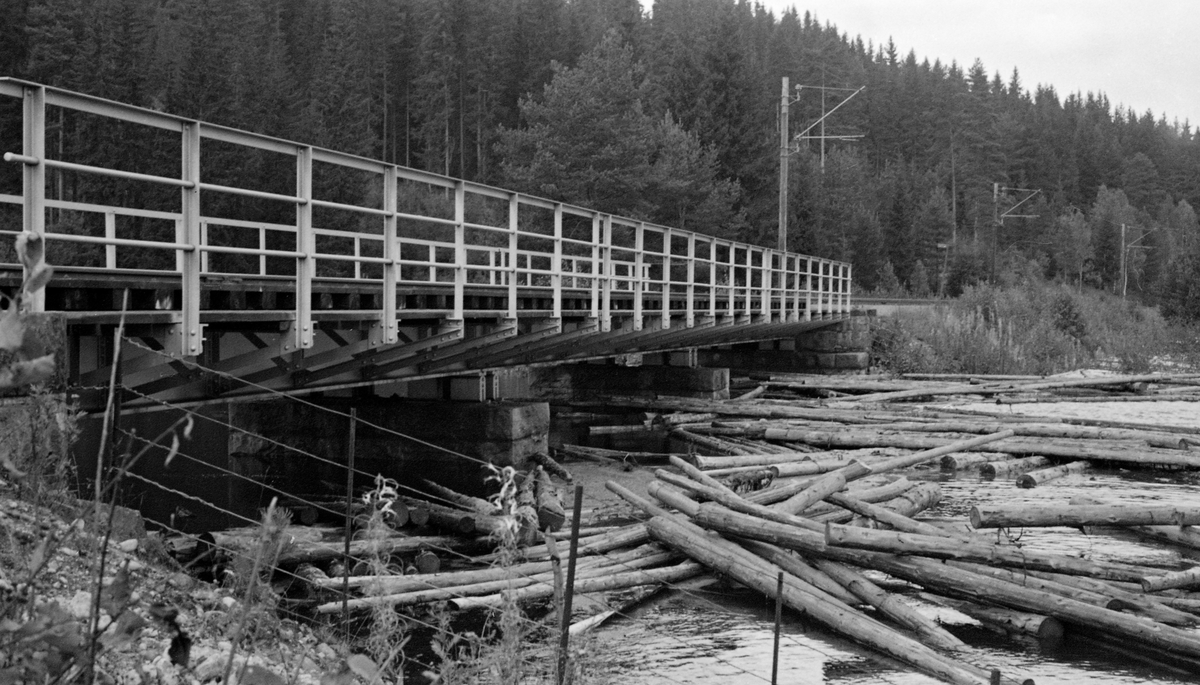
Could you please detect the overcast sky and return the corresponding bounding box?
[651,1,1200,126]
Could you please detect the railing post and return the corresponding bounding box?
[508,195,519,320]
[601,215,613,332]
[428,244,437,282]
[804,256,812,322]
[553,203,563,320]
[791,255,802,322]
[726,244,737,320]
[661,227,671,329]
[178,121,202,357]
[21,85,46,312]
[707,240,717,320]
[104,212,116,270]
[633,222,644,330]
[739,247,748,321]
[372,166,398,346]
[760,248,771,321]
[590,213,600,321]
[845,263,853,312]
[822,260,830,316]
[685,233,695,327]
[453,181,466,321]
[258,226,267,276]
[199,221,209,274]
[291,145,314,352]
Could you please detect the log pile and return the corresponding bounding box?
[538,370,1200,682]
[164,370,1200,683]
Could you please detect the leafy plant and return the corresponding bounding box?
[0,232,56,391]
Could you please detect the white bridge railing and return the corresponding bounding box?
[0,79,851,358]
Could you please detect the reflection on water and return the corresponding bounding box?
[590,400,1200,684]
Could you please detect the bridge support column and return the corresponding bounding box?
[498,359,730,403]
[696,313,872,373]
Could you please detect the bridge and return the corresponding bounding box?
[1,79,853,410]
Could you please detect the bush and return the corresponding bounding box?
[872,280,1174,375]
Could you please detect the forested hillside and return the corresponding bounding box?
[2,0,1198,317]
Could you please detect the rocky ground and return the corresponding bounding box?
[0,484,374,685]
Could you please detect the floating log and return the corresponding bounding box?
[868,481,941,519]
[971,503,1200,529]
[558,444,687,465]
[718,468,777,494]
[805,479,926,523]
[941,452,1014,471]
[824,492,962,539]
[556,445,623,466]
[448,560,705,611]
[401,497,476,535]
[981,457,1051,478]
[1015,461,1091,488]
[875,555,1200,662]
[319,546,680,614]
[413,549,440,574]
[643,514,1011,685]
[588,424,655,435]
[957,564,1197,627]
[649,473,822,534]
[775,461,872,515]
[833,372,1200,405]
[1143,567,1200,593]
[419,479,498,516]
[811,558,967,651]
[919,593,1063,642]
[824,523,1146,583]
[659,411,720,426]
[671,428,756,455]
[738,539,862,607]
[529,451,574,482]
[761,429,1200,469]
[693,451,835,470]
[275,534,461,569]
[535,467,566,532]
[690,506,1200,665]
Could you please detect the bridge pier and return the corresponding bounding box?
[696,313,872,374]
[70,394,548,531]
[497,358,730,402]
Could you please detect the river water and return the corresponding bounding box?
[586,399,1200,685]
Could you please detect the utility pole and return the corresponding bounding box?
[777,78,864,253]
[778,77,789,252]
[989,184,1040,282]
[1119,222,1127,298]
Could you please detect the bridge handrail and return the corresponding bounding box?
[0,78,852,356]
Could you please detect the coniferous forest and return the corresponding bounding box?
[2,0,1199,319]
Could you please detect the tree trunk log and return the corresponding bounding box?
[775,461,872,515]
[812,558,967,651]
[981,456,1051,478]
[529,451,574,482]
[824,522,1147,583]
[1015,461,1091,488]
[535,466,566,532]
[919,593,1063,641]
[972,503,1200,529]
[1143,566,1200,592]
[689,505,1200,665]
[763,429,1200,469]
[644,515,1008,685]
[419,479,498,516]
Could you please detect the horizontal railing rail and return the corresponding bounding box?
[0,78,851,357]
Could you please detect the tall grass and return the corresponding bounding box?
[871,281,1189,375]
